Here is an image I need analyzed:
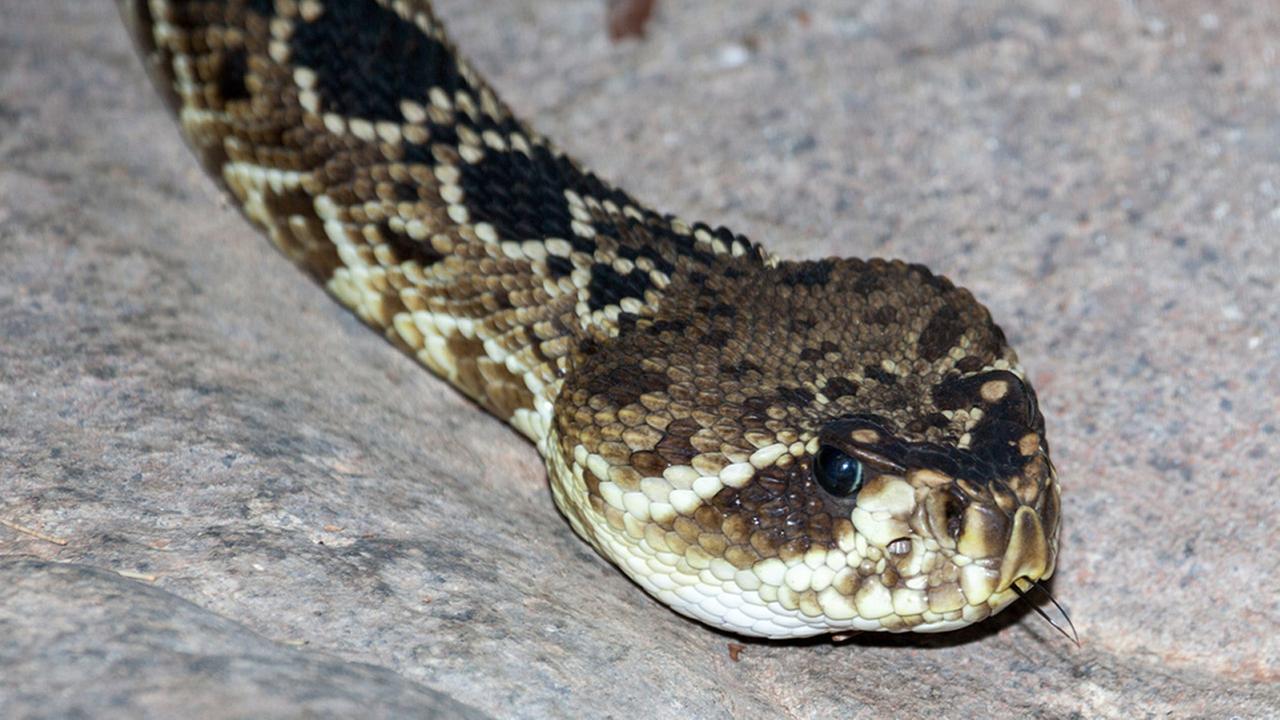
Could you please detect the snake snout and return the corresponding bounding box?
[995,506,1050,592]
[920,471,1059,610]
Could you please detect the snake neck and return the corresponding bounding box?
[119,0,772,443]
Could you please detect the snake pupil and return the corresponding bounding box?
[814,445,864,497]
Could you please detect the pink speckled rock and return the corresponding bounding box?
[1,1,1276,717]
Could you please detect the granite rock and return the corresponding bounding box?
[0,560,489,719]
[1,1,1277,717]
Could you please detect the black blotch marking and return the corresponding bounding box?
[932,373,978,410]
[721,359,762,377]
[617,242,676,276]
[982,322,1009,357]
[587,262,652,311]
[963,411,1033,481]
[822,376,859,399]
[586,365,668,407]
[593,219,619,239]
[740,395,774,423]
[708,302,736,319]
[828,382,1039,484]
[901,443,967,481]
[673,223,720,265]
[781,259,834,287]
[216,46,250,103]
[290,0,464,122]
[702,329,732,346]
[864,365,897,386]
[799,347,823,362]
[546,254,574,278]
[955,355,987,373]
[827,413,895,434]
[932,370,1034,428]
[655,427,700,468]
[392,182,418,202]
[910,263,955,294]
[491,288,511,309]
[865,304,897,326]
[381,223,443,267]
[649,318,688,335]
[776,386,815,406]
[261,185,314,217]
[917,304,964,362]
[687,271,708,287]
[851,270,881,296]
[457,144,634,254]
[247,0,274,16]
[569,235,598,255]
[458,145,575,242]
[925,412,951,428]
[906,412,952,434]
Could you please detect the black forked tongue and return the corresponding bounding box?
[1012,580,1079,647]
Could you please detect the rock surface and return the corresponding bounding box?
[2,1,1277,717]
[0,560,489,719]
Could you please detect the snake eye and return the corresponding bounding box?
[813,445,864,497]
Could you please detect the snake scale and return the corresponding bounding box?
[117,0,1060,638]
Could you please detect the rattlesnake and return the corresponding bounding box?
[117,0,1060,638]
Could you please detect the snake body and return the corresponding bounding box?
[118,0,1060,638]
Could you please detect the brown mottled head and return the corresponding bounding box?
[555,255,1059,637]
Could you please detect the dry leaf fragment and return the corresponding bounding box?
[607,0,658,41]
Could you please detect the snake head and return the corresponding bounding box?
[807,366,1061,632]
[553,258,1061,638]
